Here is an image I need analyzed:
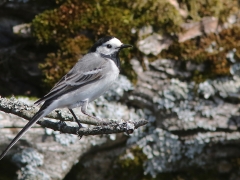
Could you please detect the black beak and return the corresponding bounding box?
[120,44,133,49]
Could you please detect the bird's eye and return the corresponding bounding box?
[107,44,112,48]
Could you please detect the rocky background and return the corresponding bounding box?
[1,0,240,179]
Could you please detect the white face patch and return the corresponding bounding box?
[106,38,122,47]
[96,37,123,55]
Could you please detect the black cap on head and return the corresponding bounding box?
[88,36,114,53]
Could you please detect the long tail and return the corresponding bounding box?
[0,103,52,160]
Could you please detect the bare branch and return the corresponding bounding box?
[0,97,148,135]
[38,119,148,135]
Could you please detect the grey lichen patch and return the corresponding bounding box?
[103,75,134,101]
[126,57,240,178]
[198,76,240,100]
[127,127,240,178]
[12,148,44,168]
[131,58,240,131]
[17,166,51,180]
[43,123,78,146]
[134,128,182,177]
[11,148,51,180]
[54,132,78,146]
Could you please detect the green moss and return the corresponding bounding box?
[108,146,152,180]
[109,146,237,180]
[186,0,223,20]
[178,0,238,22]
[31,0,184,88]
[161,25,240,82]
[30,0,240,89]
[39,35,92,89]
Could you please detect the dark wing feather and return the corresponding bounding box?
[35,53,107,104]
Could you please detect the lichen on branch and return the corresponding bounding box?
[0,97,148,135]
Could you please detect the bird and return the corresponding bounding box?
[0,36,132,160]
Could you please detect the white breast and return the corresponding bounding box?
[55,59,120,109]
[87,59,119,101]
[107,59,120,80]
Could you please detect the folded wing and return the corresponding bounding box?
[35,54,107,104]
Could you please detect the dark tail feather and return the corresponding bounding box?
[0,110,44,160]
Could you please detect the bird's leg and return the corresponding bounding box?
[81,100,103,125]
[56,110,67,132]
[69,109,83,129]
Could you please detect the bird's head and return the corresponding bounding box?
[89,36,132,56]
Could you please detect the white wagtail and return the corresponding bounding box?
[0,36,132,160]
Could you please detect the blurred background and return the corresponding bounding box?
[1,0,240,179]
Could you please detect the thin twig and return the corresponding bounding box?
[0,97,148,135]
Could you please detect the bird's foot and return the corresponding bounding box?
[76,126,83,139]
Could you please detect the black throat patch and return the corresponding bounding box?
[100,52,121,70]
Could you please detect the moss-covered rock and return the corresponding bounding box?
[161,25,240,82]
[109,146,150,180]
[31,0,185,88]
[30,0,240,89]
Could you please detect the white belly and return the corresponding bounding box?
[86,60,119,101]
[56,60,119,109]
